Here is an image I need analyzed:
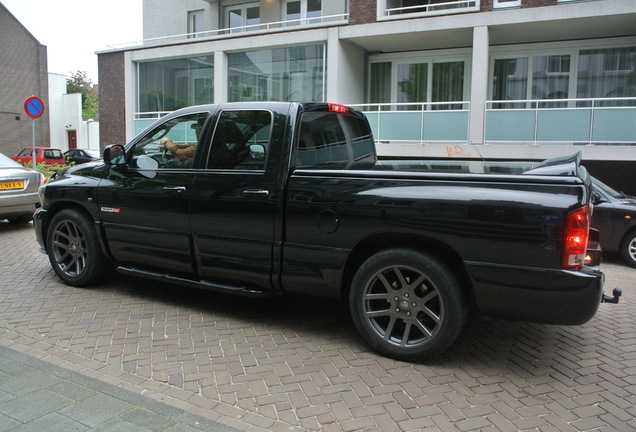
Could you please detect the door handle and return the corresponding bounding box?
[163,186,186,194]
[242,189,269,197]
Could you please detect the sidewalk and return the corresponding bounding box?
[0,346,238,432]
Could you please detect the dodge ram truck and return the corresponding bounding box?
[34,102,606,361]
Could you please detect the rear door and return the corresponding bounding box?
[189,105,289,291]
[97,109,211,275]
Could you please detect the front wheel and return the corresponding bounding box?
[46,209,113,287]
[349,249,467,362]
[620,230,636,268]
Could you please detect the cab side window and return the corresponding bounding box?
[131,112,209,169]
[205,110,272,170]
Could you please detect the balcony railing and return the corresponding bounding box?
[383,0,478,18]
[107,13,349,50]
[132,98,636,147]
[351,102,471,144]
[485,98,636,146]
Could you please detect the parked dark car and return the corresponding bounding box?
[591,178,636,268]
[64,149,100,165]
[0,152,45,223]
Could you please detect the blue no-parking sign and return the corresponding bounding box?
[24,96,45,119]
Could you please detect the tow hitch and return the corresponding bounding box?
[602,288,622,304]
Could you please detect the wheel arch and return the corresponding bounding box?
[42,202,109,257]
[341,234,474,303]
[619,226,636,267]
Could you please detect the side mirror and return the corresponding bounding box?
[104,144,126,166]
[248,144,266,160]
[591,191,604,205]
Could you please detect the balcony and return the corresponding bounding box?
[351,102,470,144]
[107,13,348,50]
[354,98,636,146]
[484,98,636,146]
[133,98,636,149]
[380,0,479,20]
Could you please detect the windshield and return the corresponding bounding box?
[0,153,22,167]
[592,177,624,199]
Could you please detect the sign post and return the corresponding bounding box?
[24,96,45,169]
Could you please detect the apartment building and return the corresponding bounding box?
[97,0,636,187]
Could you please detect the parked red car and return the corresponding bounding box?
[12,147,65,167]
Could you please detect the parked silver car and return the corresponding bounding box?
[0,153,45,224]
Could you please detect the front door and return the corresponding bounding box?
[67,131,77,149]
[97,110,211,276]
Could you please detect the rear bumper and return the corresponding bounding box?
[467,262,604,326]
[0,193,39,219]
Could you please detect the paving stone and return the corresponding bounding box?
[1,224,636,431]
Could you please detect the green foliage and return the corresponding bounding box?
[16,160,66,181]
[67,70,99,119]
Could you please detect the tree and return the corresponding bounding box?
[67,71,99,119]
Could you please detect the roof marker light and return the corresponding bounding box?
[328,103,349,113]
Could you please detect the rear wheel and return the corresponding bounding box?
[349,249,467,361]
[620,230,636,268]
[47,209,113,287]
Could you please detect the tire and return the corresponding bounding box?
[7,214,33,224]
[349,249,467,362]
[46,209,113,287]
[620,230,636,268]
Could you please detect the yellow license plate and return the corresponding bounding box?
[0,180,25,190]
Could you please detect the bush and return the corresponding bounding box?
[16,160,67,181]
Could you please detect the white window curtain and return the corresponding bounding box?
[578,48,636,101]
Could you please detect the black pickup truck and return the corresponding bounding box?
[34,102,606,361]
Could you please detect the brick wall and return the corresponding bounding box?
[97,52,127,149]
[0,4,50,156]
[349,0,377,24]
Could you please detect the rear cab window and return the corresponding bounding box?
[295,111,376,169]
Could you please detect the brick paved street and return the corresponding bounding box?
[1,220,635,431]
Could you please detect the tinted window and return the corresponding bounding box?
[131,112,209,169]
[205,110,272,170]
[44,150,63,158]
[295,112,376,169]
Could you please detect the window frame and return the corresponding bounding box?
[367,50,472,107]
[226,2,261,33]
[188,9,206,38]
[284,0,322,26]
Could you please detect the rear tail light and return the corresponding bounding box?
[562,205,590,269]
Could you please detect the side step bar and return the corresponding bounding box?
[116,266,273,298]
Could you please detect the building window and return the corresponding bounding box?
[284,0,322,25]
[138,56,214,112]
[188,10,206,38]
[493,0,520,8]
[491,47,636,107]
[228,44,325,102]
[227,3,260,33]
[369,58,468,108]
[578,47,636,101]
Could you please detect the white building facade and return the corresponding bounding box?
[97,0,636,187]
